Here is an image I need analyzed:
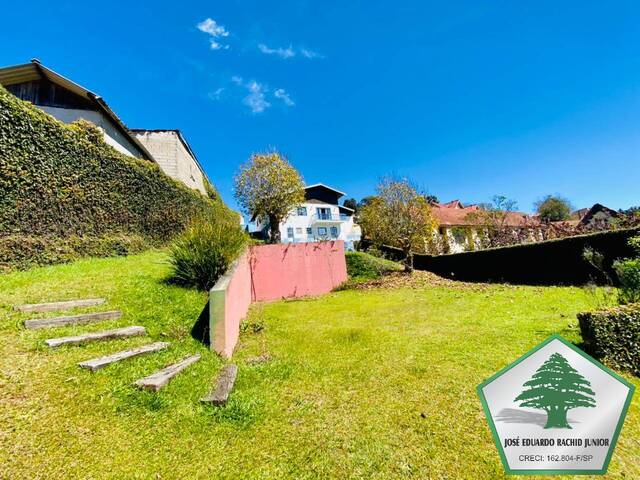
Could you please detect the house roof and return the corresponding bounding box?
[578,203,619,226]
[305,183,346,197]
[431,201,534,227]
[0,59,155,161]
[130,129,211,184]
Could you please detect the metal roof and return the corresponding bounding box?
[0,59,155,162]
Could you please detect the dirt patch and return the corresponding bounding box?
[349,271,493,291]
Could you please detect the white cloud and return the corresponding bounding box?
[209,87,225,100]
[244,81,271,113]
[258,43,295,59]
[300,48,323,59]
[274,88,295,107]
[197,18,230,50]
[228,76,295,113]
[257,43,323,60]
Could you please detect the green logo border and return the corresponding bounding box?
[477,334,635,475]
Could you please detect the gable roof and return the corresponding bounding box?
[305,183,346,197]
[130,129,211,184]
[578,203,620,227]
[0,59,154,161]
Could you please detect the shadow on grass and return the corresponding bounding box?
[191,301,210,347]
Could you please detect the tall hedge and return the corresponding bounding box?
[0,85,228,269]
[411,228,639,286]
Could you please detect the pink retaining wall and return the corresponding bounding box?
[249,241,347,301]
[209,252,252,358]
[209,241,347,357]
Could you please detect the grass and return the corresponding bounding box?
[0,250,638,479]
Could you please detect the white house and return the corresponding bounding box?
[0,59,210,194]
[250,184,362,250]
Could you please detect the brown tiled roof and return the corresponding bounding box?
[431,201,535,227]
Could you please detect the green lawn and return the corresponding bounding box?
[0,251,638,479]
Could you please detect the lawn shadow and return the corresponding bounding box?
[495,408,580,427]
[191,301,210,346]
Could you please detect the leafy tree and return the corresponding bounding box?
[359,177,437,272]
[466,195,524,248]
[234,152,305,243]
[535,195,573,222]
[343,198,358,212]
[515,352,596,429]
[424,194,439,205]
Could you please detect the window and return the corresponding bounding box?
[316,207,331,220]
[287,227,294,238]
[297,206,307,216]
[317,227,328,236]
[330,226,338,238]
[306,228,313,235]
[296,227,303,234]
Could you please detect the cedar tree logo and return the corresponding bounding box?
[477,335,634,475]
[515,352,596,429]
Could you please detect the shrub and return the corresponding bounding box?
[345,251,402,280]
[168,213,247,290]
[614,258,640,304]
[577,304,640,376]
[0,85,226,268]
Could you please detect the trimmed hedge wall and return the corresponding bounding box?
[578,304,640,376]
[411,228,640,285]
[0,85,227,269]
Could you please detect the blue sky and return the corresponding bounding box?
[2,1,640,213]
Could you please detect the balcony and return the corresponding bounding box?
[310,213,350,224]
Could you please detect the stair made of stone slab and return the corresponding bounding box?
[14,298,106,313]
[134,354,201,392]
[24,311,122,330]
[78,342,170,372]
[45,326,146,348]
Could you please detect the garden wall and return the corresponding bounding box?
[0,85,224,270]
[412,228,639,285]
[209,241,347,357]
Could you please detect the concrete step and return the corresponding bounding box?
[201,364,238,406]
[24,311,122,330]
[14,298,106,313]
[134,354,201,392]
[78,342,170,372]
[45,326,146,348]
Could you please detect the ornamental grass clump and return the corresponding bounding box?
[168,213,247,290]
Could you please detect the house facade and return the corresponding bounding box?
[0,59,209,194]
[132,130,208,194]
[431,200,539,253]
[250,184,362,250]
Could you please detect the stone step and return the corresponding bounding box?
[24,310,122,330]
[201,364,238,406]
[45,326,146,348]
[78,342,170,372]
[14,298,106,313]
[134,354,201,392]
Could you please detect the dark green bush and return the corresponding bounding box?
[0,85,227,269]
[168,214,247,290]
[577,304,640,376]
[345,251,402,280]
